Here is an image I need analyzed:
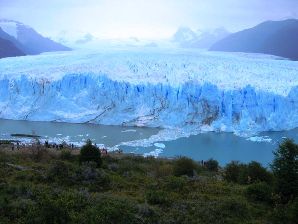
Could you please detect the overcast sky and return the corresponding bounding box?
[0,0,297,39]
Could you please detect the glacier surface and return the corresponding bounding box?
[0,48,298,135]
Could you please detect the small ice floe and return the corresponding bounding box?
[78,134,84,137]
[56,134,62,136]
[282,137,288,139]
[143,148,163,158]
[121,129,137,133]
[246,136,272,143]
[102,136,107,138]
[154,142,166,149]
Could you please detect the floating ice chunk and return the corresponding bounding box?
[121,129,137,133]
[154,143,166,148]
[143,148,163,158]
[246,136,272,143]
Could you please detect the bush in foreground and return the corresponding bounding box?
[79,139,102,167]
[245,182,273,203]
[173,157,197,177]
[271,139,298,203]
[205,158,219,172]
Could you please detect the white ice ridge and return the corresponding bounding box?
[0,48,298,134]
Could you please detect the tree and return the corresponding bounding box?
[79,139,102,167]
[246,161,273,184]
[173,157,197,177]
[271,139,298,203]
[245,182,273,203]
[224,161,247,183]
[205,158,219,172]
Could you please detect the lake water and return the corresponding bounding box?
[1,119,298,166]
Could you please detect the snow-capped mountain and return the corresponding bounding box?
[54,30,160,49]
[172,27,198,43]
[0,19,71,55]
[210,19,298,60]
[0,49,297,135]
[172,27,230,49]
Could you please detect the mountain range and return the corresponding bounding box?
[172,27,230,49]
[0,19,71,59]
[210,19,298,60]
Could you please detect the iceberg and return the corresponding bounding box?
[0,48,298,135]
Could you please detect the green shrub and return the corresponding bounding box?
[75,163,110,191]
[47,161,71,182]
[173,157,197,177]
[79,139,102,167]
[220,198,250,220]
[271,198,298,224]
[60,149,72,160]
[153,163,174,177]
[245,182,273,203]
[246,161,273,184]
[146,190,171,206]
[82,196,140,224]
[205,158,219,172]
[163,176,187,191]
[271,139,298,203]
[224,161,247,183]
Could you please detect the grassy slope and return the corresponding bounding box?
[0,147,273,224]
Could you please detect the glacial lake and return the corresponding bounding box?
[1,119,298,166]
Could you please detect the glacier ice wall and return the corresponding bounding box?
[0,49,298,134]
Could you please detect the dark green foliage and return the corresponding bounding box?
[271,198,298,224]
[173,157,197,177]
[79,139,102,167]
[245,182,273,203]
[146,190,171,206]
[82,197,141,224]
[60,149,72,160]
[0,146,296,224]
[163,176,187,191]
[246,161,273,184]
[224,161,247,183]
[271,139,298,203]
[74,162,110,191]
[205,158,219,172]
[224,161,273,185]
[47,161,70,178]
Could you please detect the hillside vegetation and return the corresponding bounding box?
[0,139,297,224]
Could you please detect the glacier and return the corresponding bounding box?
[0,48,298,135]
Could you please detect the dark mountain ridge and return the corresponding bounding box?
[210,19,298,60]
[0,19,71,56]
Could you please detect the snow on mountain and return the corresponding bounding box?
[172,27,198,43]
[0,19,19,38]
[54,32,160,50]
[0,19,71,54]
[0,49,298,135]
[172,27,230,49]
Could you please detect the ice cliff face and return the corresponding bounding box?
[0,49,298,134]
